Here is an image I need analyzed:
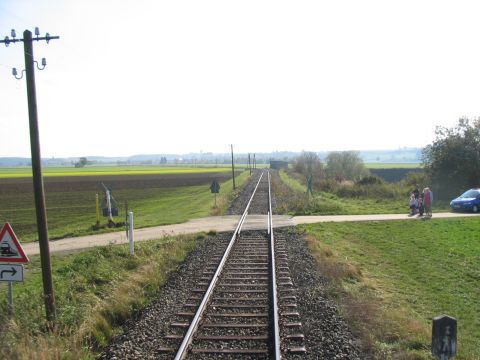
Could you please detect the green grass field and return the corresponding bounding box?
[302,218,480,359]
[0,165,232,178]
[1,170,249,242]
[277,170,425,215]
[0,233,200,359]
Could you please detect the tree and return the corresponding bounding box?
[74,157,88,168]
[325,151,369,181]
[422,117,480,199]
[292,151,324,188]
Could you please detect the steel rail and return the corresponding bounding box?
[174,171,265,360]
[268,171,282,359]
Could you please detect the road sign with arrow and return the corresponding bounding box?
[0,264,24,282]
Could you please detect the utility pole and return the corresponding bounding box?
[1,28,59,323]
[231,144,236,190]
[254,153,256,169]
[248,153,251,175]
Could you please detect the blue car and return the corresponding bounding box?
[450,189,480,213]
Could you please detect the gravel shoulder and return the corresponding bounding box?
[278,228,363,359]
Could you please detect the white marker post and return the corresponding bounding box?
[128,211,134,255]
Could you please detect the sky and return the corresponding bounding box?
[1,0,480,158]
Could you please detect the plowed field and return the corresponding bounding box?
[0,170,241,242]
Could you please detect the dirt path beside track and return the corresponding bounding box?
[22,212,479,256]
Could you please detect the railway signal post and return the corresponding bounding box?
[1,28,59,323]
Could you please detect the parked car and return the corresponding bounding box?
[450,189,480,212]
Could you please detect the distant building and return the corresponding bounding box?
[270,160,289,170]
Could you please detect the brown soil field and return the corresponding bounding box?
[0,171,237,194]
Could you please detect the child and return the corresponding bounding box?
[418,195,424,216]
[409,194,418,216]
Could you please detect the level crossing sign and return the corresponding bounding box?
[0,223,29,263]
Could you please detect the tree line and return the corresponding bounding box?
[292,117,479,200]
[422,117,480,199]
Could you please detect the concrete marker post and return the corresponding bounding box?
[432,314,457,360]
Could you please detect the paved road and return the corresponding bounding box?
[22,212,479,256]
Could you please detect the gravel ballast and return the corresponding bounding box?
[99,233,231,359]
[99,170,365,359]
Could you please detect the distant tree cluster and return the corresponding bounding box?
[292,150,369,190]
[422,117,480,199]
[74,157,88,168]
[325,151,369,182]
[292,151,324,188]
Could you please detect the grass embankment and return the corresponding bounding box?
[277,170,448,215]
[1,171,249,242]
[302,218,480,359]
[277,170,407,214]
[0,233,203,359]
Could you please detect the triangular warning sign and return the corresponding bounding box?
[0,223,29,263]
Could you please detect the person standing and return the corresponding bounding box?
[413,184,420,199]
[428,187,433,217]
[424,187,433,217]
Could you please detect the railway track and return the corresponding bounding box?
[159,170,306,359]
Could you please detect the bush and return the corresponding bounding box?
[292,151,324,188]
[319,178,340,193]
[289,195,343,215]
[356,175,384,186]
[335,182,403,200]
[402,171,430,189]
[325,151,369,181]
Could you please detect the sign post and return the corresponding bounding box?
[432,315,457,360]
[210,180,220,207]
[0,223,29,315]
[7,281,13,314]
[95,193,100,227]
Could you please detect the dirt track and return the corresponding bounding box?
[22,212,479,256]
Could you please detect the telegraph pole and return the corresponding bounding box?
[231,144,236,190]
[1,28,59,323]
